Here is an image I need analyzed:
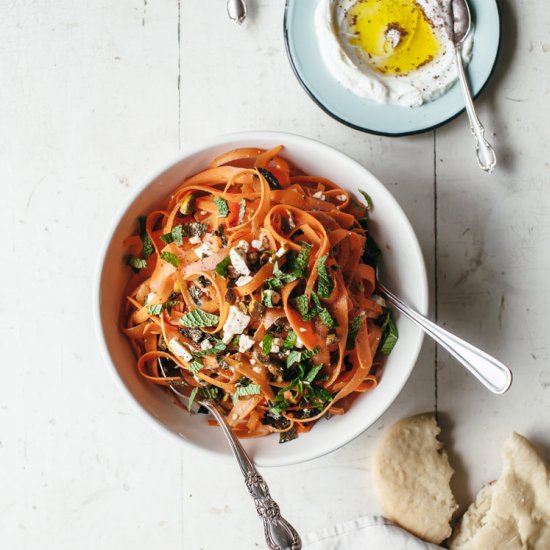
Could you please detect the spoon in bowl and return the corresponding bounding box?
[158,359,302,550]
[451,0,497,173]
[376,280,512,394]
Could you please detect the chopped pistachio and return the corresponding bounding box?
[179,193,195,215]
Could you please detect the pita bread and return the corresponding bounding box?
[372,413,457,544]
[450,432,550,550]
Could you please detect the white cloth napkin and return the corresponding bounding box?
[302,516,444,550]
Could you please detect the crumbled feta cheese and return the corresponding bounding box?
[169,338,193,362]
[275,245,287,258]
[189,235,201,245]
[312,191,326,200]
[299,327,306,333]
[252,366,262,374]
[194,242,213,259]
[295,336,304,349]
[236,240,250,253]
[337,194,347,202]
[372,295,387,307]
[236,274,253,287]
[229,247,250,276]
[238,334,255,353]
[251,229,270,252]
[271,338,282,353]
[222,305,251,344]
[250,358,257,365]
[200,339,213,351]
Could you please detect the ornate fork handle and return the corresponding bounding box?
[203,399,302,550]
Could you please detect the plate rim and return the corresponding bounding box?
[283,0,503,137]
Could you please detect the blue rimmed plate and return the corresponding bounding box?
[284,0,501,136]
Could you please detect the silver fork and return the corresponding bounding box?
[158,360,302,550]
[376,281,512,394]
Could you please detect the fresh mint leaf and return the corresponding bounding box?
[346,313,364,350]
[179,309,220,328]
[213,197,229,218]
[316,255,334,298]
[282,330,297,350]
[233,383,261,405]
[305,364,323,384]
[294,242,312,278]
[318,308,337,328]
[286,350,302,369]
[146,303,163,315]
[359,189,373,209]
[310,385,333,405]
[215,256,232,278]
[294,294,317,321]
[262,334,274,355]
[193,340,226,357]
[160,251,180,268]
[379,311,398,355]
[188,360,204,375]
[269,396,290,416]
[311,291,337,328]
[138,216,154,258]
[188,387,199,412]
[200,386,220,400]
[127,255,147,271]
[160,224,185,246]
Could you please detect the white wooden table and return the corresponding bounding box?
[1,1,549,548]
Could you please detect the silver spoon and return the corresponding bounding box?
[377,281,512,394]
[158,360,302,550]
[451,0,497,173]
[226,0,247,25]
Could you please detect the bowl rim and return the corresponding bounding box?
[93,131,429,467]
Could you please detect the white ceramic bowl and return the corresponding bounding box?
[93,131,428,467]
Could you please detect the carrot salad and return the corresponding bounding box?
[121,146,398,442]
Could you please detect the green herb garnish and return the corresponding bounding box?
[379,310,398,355]
[213,197,229,218]
[233,383,261,405]
[316,255,334,298]
[138,216,154,259]
[282,330,297,350]
[160,251,180,267]
[188,360,204,375]
[146,303,163,315]
[215,256,232,278]
[188,387,199,412]
[127,255,147,271]
[262,334,274,355]
[160,224,185,246]
[346,313,364,350]
[179,309,220,328]
[359,189,373,209]
[193,340,226,357]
